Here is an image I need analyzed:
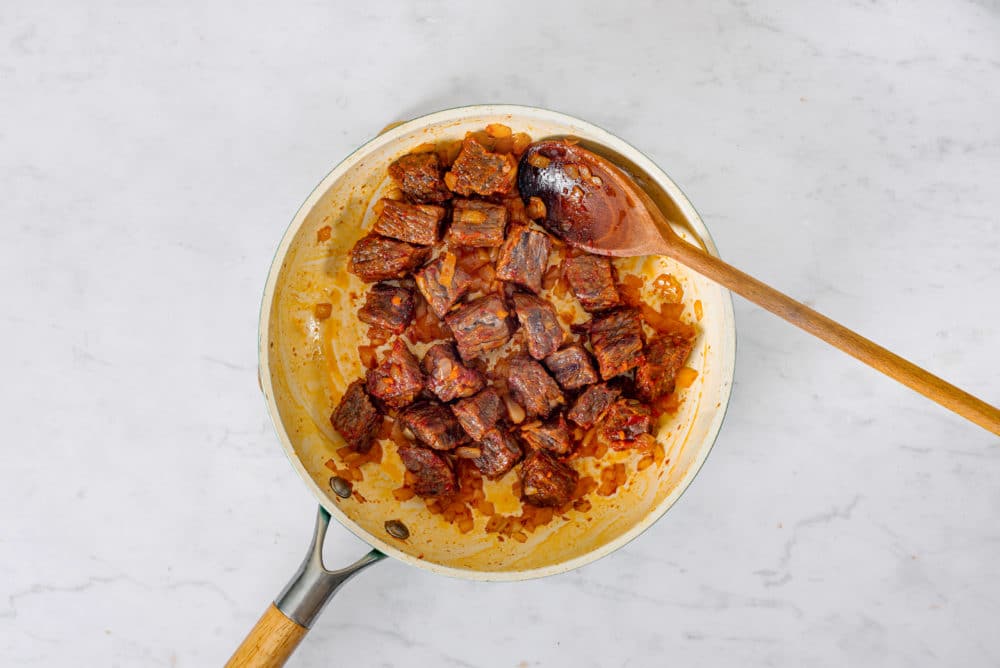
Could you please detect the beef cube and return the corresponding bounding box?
[348,234,431,283]
[472,429,523,479]
[446,137,517,197]
[521,450,578,507]
[451,388,503,441]
[414,252,473,318]
[544,344,599,391]
[565,255,620,312]
[567,383,621,428]
[495,225,551,293]
[388,152,451,204]
[399,401,466,451]
[372,199,445,245]
[512,293,563,360]
[365,339,424,409]
[520,414,571,455]
[357,283,415,334]
[589,308,645,380]
[422,342,485,402]
[329,380,381,453]
[445,294,513,361]
[447,199,508,247]
[398,445,457,497]
[600,399,653,449]
[635,334,696,400]
[507,356,564,418]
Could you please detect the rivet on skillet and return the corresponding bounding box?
[329,476,352,499]
[384,519,410,540]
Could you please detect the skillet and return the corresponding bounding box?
[226,105,737,666]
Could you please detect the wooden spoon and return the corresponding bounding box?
[518,140,1000,435]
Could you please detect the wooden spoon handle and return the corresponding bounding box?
[664,238,1000,435]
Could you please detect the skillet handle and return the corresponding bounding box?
[226,604,307,668]
[225,507,385,667]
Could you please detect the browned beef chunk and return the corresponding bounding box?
[414,252,473,318]
[567,383,621,428]
[589,308,645,380]
[357,283,415,334]
[472,429,522,479]
[565,255,620,312]
[399,401,466,451]
[422,342,484,402]
[447,199,508,247]
[348,234,431,283]
[521,450,578,507]
[635,334,696,400]
[544,344,598,391]
[600,399,653,449]
[372,199,445,245]
[329,380,381,453]
[445,294,513,361]
[388,152,451,204]
[520,414,571,455]
[495,225,551,293]
[512,292,563,360]
[451,387,503,440]
[507,356,564,418]
[446,137,517,197]
[365,339,424,409]
[398,445,457,496]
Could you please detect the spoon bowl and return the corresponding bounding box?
[518,140,675,257]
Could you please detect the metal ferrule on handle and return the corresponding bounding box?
[275,507,385,628]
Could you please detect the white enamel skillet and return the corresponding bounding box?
[226,105,736,666]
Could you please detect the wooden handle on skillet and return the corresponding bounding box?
[661,233,1000,435]
[226,604,308,668]
[225,508,384,667]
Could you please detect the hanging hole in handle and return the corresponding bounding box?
[318,510,375,569]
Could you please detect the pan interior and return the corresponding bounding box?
[260,106,735,580]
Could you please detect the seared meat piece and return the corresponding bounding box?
[507,356,564,418]
[567,383,621,428]
[512,292,563,360]
[372,199,445,246]
[544,344,598,391]
[472,429,523,479]
[357,283,415,334]
[600,399,653,449]
[399,401,466,451]
[447,199,508,248]
[365,339,424,409]
[348,234,431,283]
[589,308,645,380]
[329,379,381,453]
[451,387,503,441]
[521,450,578,507]
[520,414,571,455]
[635,334,696,400]
[446,137,518,197]
[398,445,457,496]
[388,152,451,204]
[422,342,484,402]
[445,294,513,361]
[495,225,551,294]
[565,255,620,312]
[414,252,473,318]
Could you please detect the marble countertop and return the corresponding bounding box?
[3,1,998,666]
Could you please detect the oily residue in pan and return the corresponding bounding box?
[262,113,732,576]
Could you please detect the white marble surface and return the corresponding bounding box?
[2,1,999,666]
